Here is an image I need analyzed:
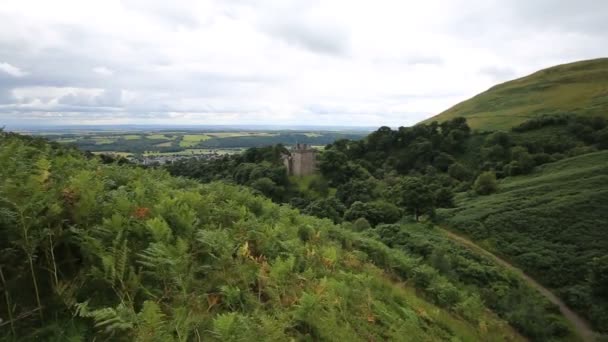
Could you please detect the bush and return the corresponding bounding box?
[473,171,498,195]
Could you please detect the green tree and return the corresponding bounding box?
[343,201,401,226]
[473,171,498,195]
[393,177,435,221]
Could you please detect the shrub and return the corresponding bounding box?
[473,171,498,195]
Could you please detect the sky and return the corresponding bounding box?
[0,0,607,128]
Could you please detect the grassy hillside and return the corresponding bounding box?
[0,132,529,341]
[439,151,608,332]
[424,58,608,131]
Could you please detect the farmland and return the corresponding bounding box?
[21,128,369,164]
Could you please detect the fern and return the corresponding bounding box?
[212,312,251,342]
[146,217,173,242]
[134,301,171,342]
[75,301,135,335]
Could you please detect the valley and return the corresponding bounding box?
[21,129,368,165]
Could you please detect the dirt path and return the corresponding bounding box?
[441,229,597,342]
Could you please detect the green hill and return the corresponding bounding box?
[0,132,532,341]
[424,58,608,131]
[439,150,608,332]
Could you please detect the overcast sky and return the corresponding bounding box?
[0,0,607,127]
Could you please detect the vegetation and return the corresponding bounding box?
[166,114,608,338]
[361,223,577,340]
[36,130,368,154]
[439,151,608,332]
[425,58,608,131]
[0,132,529,341]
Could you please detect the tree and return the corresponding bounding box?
[317,150,348,184]
[473,171,498,195]
[250,177,284,201]
[303,197,345,223]
[590,255,608,299]
[448,162,472,181]
[393,177,435,221]
[343,201,401,226]
[434,187,454,208]
[433,152,455,172]
[510,146,535,174]
[336,178,376,207]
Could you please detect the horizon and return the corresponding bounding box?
[1,1,607,127]
[6,123,378,132]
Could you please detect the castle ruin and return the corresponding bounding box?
[282,143,317,176]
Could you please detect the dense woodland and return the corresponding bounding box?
[167,114,608,334]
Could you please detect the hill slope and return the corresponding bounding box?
[425,58,608,131]
[0,132,527,341]
[439,151,608,333]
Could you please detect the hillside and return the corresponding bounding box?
[439,151,608,333]
[424,58,608,131]
[0,132,533,341]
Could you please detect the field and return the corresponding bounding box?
[179,134,212,147]
[33,129,368,156]
[424,58,608,131]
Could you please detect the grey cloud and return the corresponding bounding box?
[0,88,14,104]
[406,56,444,66]
[509,0,608,34]
[257,2,351,56]
[58,89,124,108]
[479,66,516,81]
[0,0,606,127]
[121,0,200,29]
[265,21,350,56]
[374,55,444,66]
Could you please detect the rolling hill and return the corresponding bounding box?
[424,58,608,131]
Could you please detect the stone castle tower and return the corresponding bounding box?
[282,143,317,176]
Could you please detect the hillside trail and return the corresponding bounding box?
[441,229,598,342]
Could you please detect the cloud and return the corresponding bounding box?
[262,19,350,56]
[254,2,351,56]
[0,0,606,127]
[479,66,516,82]
[0,62,27,77]
[93,67,114,76]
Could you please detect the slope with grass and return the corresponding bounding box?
[424,58,608,131]
[0,132,526,341]
[438,150,608,333]
[442,229,595,342]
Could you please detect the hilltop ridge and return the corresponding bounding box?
[424,58,608,131]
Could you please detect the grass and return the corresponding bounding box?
[122,134,142,140]
[304,133,322,137]
[146,134,176,140]
[55,138,77,143]
[424,58,608,131]
[206,132,278,138]
[92,137,116,145]
[439,151,608,332]
[179,134,212,147]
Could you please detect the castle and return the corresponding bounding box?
[282,143,317,176]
